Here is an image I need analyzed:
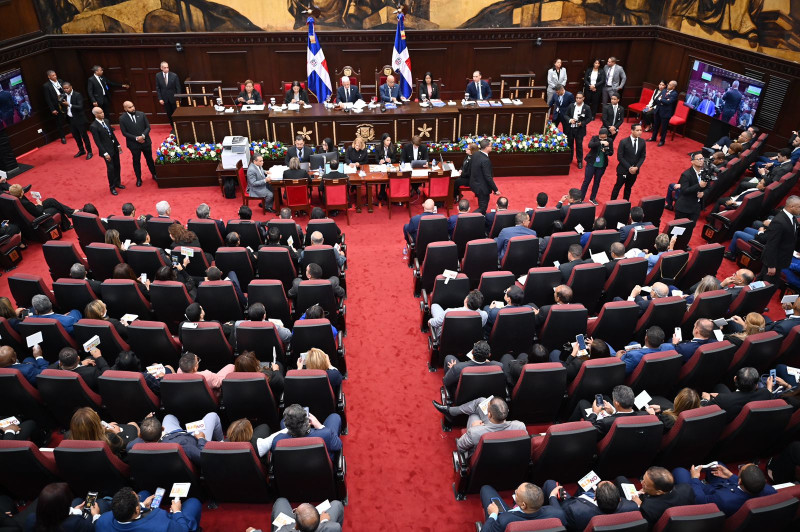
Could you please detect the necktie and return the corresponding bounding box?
[102,121,111,136]
[633,138,638,154]
[345,88,349,101]
[298,149,303,160]
[613,105,617,119]
[164,72,168,83]
[477,82,481,99]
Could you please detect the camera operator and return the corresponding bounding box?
[674,152,709,235]
[580,127,614,204]
[667,151,724,210]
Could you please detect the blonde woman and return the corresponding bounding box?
[297,347,342,395]
[225,418,273,457]
[645,388,700,432]
[725,312,766,347]
[345,136,368,167]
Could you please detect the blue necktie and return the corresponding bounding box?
[102,121,111,136]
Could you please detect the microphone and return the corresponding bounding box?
[230,95,240,112]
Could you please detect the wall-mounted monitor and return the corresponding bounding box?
[0,68,32,131]
[683,60,764,128]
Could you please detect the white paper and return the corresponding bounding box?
[342,165,357,175]
[146,364,165,378]
[26,332,43,348]
[182,322,198,329]
[493,301,505,309]
[315,500,332,514]
[442,269,458,285]
[0,416,20,429]
[781,294,799,304]
[121,314,138,323]
[786,366,800,380]
[578,471,602,492]
[123,239,131,250]
[748,281,765,290]
[574,223,584,234]
[553,260,560,268]
[31,191,41,199]
[713,329,724,341]
[180,247,194,257]
[501,98,513,104]
[712,318,728,328]
[82,335,101,353]
[268,318,284,328]
[287,236,294,248]
[185,420,206,434]
[411,169,428,177]
[699,461,719,469]
[617,222,624,230]
[478,395,494,416]
[272,346,277,366]
[273,513,296,528]
[634,390,652,410]
[140,273,147,283]
[169,483,191,498]
[624,343,642,351]
[591,252,609,265]
[672,290,683,297]
[518,274,528,285]
[621,483,638,501]
[670,226,686,236]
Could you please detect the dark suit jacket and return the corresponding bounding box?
[89,119,121,157]
[469,151,497,196]
[42,78,65,113]
[550,495,637,532]
[675,168,705,215]
[482,507,566,532]
[285,146,311,165]
[674,338,713,363]
[49,356,110,392]
[155,71,182,105]
[466,80,492,101]
[619,222,649,243]
[604,258,623,278]
[559,259,589,282]
[379,83,401,103]
[585,135,614,165]
[602,103,625,134]
[708,388,773,423]
[283,89,308,105]
[639,485,695,524]
[336,85,362,104]
[118,111,152,149]
[583,68,607,92]
[615,136,646,175]
[64,91,88,124]
[564,103,593,136]
[721,88,743,118]
[238,89,263,105]
[443,360,503,395]
[768,316,800,337]
[548,91,575,124]
[345,147,368,165]
[87,75,122,107]
[400,143,428,163]
[419,82,439,100]
[761,210,798,270]
[655,89,678,118]
[374,144,398,164]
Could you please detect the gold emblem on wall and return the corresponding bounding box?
[296,127,313,141]
[417,123,432,137]
[356,124,375,141]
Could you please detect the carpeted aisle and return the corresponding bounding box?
[1,119,794,531]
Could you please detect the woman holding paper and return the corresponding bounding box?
[298,347,343,396]
[644,388,700,432]
[84,299,129,340]
[112,350,173,396]
[68,407,138,458]
[238,79,263,105]
[234,350,285,400]
[283,80,309,105]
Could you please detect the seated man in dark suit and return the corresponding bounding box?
[288,263,346,300]
[545,479,637,532]
[440,340,502,397]
[271,403,342,460]
[701,366,772,423]
[555,188,584,219]
[672,462,776,517]
[69,262,102,295]
[132,227,171,265]
[673,318,714,363]
[263,226,299,267]
[484,196,509,233]
[448,199,471,237]
[403,198,437,242]
[559,244,589,282]
[195,202,226,237]
[466,70,492,101]
[768,297,800,336]
[483,285,532,335]
[496,211,536,261]
[49,346,109,392]
[29,294,81,335]
[479,482,565,532]
[604,242,626,277]
[0,345,47,386]
[572,385,649,438]
[622,281,671,315]
[618,206,650,243]
[618,466,695,525]
[533,284,573,329]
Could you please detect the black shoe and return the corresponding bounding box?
[658,141,665,147]
[22,185,31,193]
[136,179,142,187]
[265,208,275,214]
[60,138,67,144]
[647,137,657,142]
[664,204,674,211]
[117,184,126,190]
[110,188,118,195]
[723,251,736,261]
[432,400,450,415]
[589,199,598,206]
[74,151,86,158]
[577,161,583,169]
[86,153,93,160]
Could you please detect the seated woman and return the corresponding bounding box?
[418,72,440,100]
[233,349,285,400]
[644,387,701,432]
[104,228,127,259]
[297,347,343,396]
[283,156,311,191]
[112,263,150,300]
[345,136,368,168]
[168,224,212,265]
[318,137,338,160]
[723,312,765,347]
[112,350,173,396]
[0,296,23,331]
[84,299,129,340]
[685,275,719,305]
[24,482,102,532]
[67,407,138,458]
[226,418,272,458]
[7,183,75,231]
[154,263,197,300]
[373,133,398,202]
[237,79,262,105]
[284,80,309,105]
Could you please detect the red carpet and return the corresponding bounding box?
[3,120,794,531]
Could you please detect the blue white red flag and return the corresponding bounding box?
[392,13,412,99]
[306,17,332,103]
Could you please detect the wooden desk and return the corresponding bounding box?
[172,100,548,146]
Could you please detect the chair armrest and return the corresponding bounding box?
[708,212,733,227]
[429,324,439,344]
[441,384,453,405]
[336,453,346,481]
[453,450,468,476]
[31,213,56,228]
[421,288,429,307]
[337,391,345,413]
[339,233,345,245]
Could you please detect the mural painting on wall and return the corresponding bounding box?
[35,1,799,62]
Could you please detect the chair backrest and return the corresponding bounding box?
[388,172,411,200]
[645,250,689,285]
[428,274,471,309]
[126,245,168,280]
[714,399,793,463]
[681,290,733,335]
[426,173,451,199]
[0,368,49,430]
[72,211,106,249]
[52,279,98,316]
[452,213,486,258]
[419,242,459,294]
[626,350,683,396]
[98,370,159,422]
[284,369,337,421]
[676,244,725,290]
[664,218,693,251]
[284,181,311,209]
[85,243,124,281]
[463,430,531,494]
[221,372,281,430]
[72,319,130,365]
[637,87,654,106]
[530,208,561,237]
[595,415,663,478]
[145,217,178,249]
[437,311,484,361]
[453,366,507,405]
[585,511,649,532]
[566,358,627,411]
[0,193,62,242]
[305,219,342,246]
[215,247,256,288]
[505,519,566,532]
[727,283,777,318]
[562,203,596,232]
[149,281,194,334]
[17,318,78,362]
[246,280,293,326]
[600,200,632,230]
[266,219,302,246]
[201,441,270,503]
[126,320,182,368]
[0,440,60,499]
[54,440,130,497]
[8,273,51,308]
[476,271,516,304]
[540,231,581,266]
[538,304,588,351]
[582,230,621,259]
[0,319,25,352]
[522,267,562,307]
[488,210,519,238]
[588,301,641,352]
[677,341,736,391]
[530,421,597,484]
[414,215,449,263]
[227,220,263,249]
[656,405,727,470]
[510,363,567,425]
[180,321,234,372]
[290,319,340,368]
[295,280,339,323]
[500,235,539,277]
[633,296,686,342]
[107,215,140,241]
[488,307,537,357]
[566,263,606,314]
[160,373,219,423]
[257,247,298,291]
[42,241,86,281]
[723,491,799,532]
[187,218,225,255]
[300,245,340,280]
[271,437,339,502]
[37,368,103,427]
[603,257,647,301]
[196,281,244,323]
[461,239,498,285]
[234,321,287,362]
[127,442,200,492]
[623,224,657,251]
[638,196,665,227]
[100,279,152,320]
[727,331,783,375]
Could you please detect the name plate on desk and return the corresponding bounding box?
[241,104,265,111]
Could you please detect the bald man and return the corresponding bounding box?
[403,198,438,242]
[0,344,47,386]
[379,74,401,103]
[89,106,123,195]
[259,497,344,531]
[118,100,156,187]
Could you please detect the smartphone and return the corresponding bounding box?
[770,369,777,380]
[171,254,179,267]
[490,497,503,509]
[674,327,682,342]
[595,394,604,407]
[83,491,97,515]
[152,487,165,508]
[140,273,147,284]
[303,406,310,418]
[576,334,586,351]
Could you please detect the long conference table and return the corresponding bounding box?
[172,99,549,146]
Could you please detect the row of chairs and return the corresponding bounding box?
[451,397,798,500]
[0,436,346,505]
[0,366,347,433]
[701,133,769,206]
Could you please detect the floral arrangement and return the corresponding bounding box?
[156,122,568,164]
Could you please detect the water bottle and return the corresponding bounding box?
[402,246,408,261]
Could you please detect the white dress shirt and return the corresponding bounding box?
[95,75,105,95]
[606,66,615,85]
[65,91,72,117]
[590,70,598,85]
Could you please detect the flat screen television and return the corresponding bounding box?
[683,60,764,128]
[0,68,32,130]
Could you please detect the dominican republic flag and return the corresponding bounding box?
[306,17,332,103]
[392,12,412,99]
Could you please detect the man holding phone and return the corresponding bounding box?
[94,487,202,531]
[479,482,565,532]
[571,385,648,438]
